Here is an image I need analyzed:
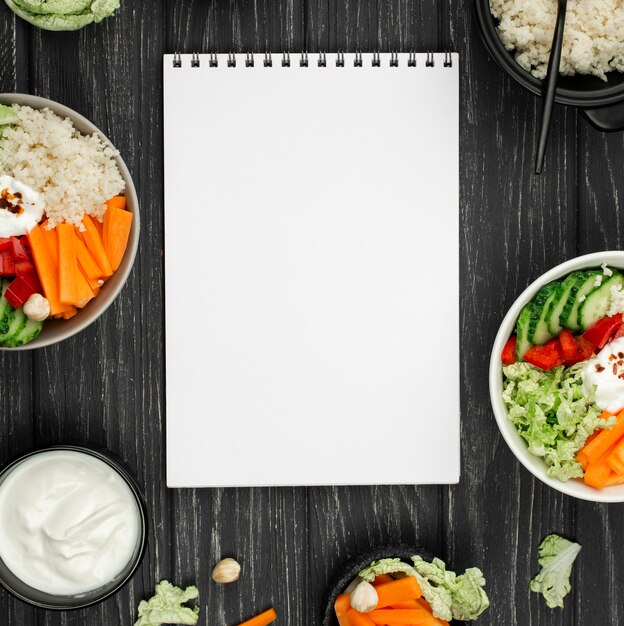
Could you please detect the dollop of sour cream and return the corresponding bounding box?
[0,450,141,596]
[0,175,45,237]
[583,336,624,413]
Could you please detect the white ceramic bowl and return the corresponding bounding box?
[0,94,139,350]
[490,251,624,503]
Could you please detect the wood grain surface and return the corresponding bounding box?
[0,0,623,624]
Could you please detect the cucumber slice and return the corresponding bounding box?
[546,271,584,335]
[528,282,559,345]
[561,270,602,331]
[579,271,624,330]
[6,317,43,347]
[0,280,15,340]
[1,307,26,347]
[516,302,533,360]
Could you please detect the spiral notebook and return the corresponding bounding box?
[164,52,460,487]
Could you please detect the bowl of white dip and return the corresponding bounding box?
[0,445,147,609]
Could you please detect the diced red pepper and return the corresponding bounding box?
[613,324,624,341]
[14,259,34,277]
[583,314,623,349]
[4,275,38,308]
[10,237,29,263]
[502,336,517,365]
[523,339,564,370]
[20,270,41,294]
[0,251,14,277]
[558,329,578,361]
[564,336,595,366]
[0,238,11,253]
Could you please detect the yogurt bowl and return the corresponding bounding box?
[490,251,624,503]
[0,444,147,609]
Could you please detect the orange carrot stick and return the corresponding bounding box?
[607,437,624,474]
[27,225,69,316]
[606,472,624,487]
[375,577,422,607]
[103,206,133,271]
[371,574,394,587]
[237,608,277,626]
[337,614,354,626]
[82,214,112,276]
[368,608,431,625]
[107,195,127,210]
[57,223,79,305]
[584,457,614,489]
[577,411,614,467]
[335,594,351,617]
[577,409,624,466]
[61,307,78,320]
[75,231,104,279]
[346,609,376,626]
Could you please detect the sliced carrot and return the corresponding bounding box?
[61,307,78,320]
[75,231,104,279]
[337,614,354,626]
[391,599,422,609]
[93,217,104,240]
[237,607,277,626]
[606,437,624,474]
[103,206,133,271]
[577,409,624,466]
[27,225,70,316]
[584,457,613,489]
[577,411,614,468]
[371,574,394,587]
[107,195,127,210]
[346,609,376,626]
[335,594,351,617]
[375,577,422,608]
[57,223,80,305]
[82,214,113,276]
[74,266,95,308]
[368,608,431,625]
[606,472,624,487]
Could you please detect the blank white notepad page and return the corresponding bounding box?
[164,52,459,487]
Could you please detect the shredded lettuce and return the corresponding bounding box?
[358,556,489,622]
[502,362,613,481]
[530,534,581,609]
[134,581,200,626]
[4,0,119,31]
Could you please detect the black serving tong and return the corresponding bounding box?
[535,0,568,174]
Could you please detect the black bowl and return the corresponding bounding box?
[322,544,465,626]
[475,0,624,131]
[0,444,148,610]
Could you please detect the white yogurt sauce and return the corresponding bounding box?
[583,337,624,413]
[0,450,141,596]
[0,175,45,236]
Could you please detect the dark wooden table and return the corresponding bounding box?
[1,1,623,624]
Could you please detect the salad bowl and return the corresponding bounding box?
[490,251,624,503]
[0,94,139,350]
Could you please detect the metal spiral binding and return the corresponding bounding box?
[300,52,309,67]
[318,51,327,67]
[282,52,290,67]
[372,51,381,67]
[264,52,272,67]
[227,52,236,68]
[246,52,254,67]
[408,51,417,67]
[390,52,399,67]
[444,51,453,67]
[209,52,218,67]
[354,51,363,67]
[426,51,435,67]
[191,52,200,68]
[336,51,345,67]
[173,52,182,68]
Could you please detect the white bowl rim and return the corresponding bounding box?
[0,93,140,350]
[490,251,624,503]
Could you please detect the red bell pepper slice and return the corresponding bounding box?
[14,259,34,277]
[563,336,595,366]
[523,339,564,370]
[583,314,623,349]
[502,336,517,365]
[0,251,14,277]
[10,237,29,264]
[4,275,38,308]
[0,238,11,253]
[558,329,578,361]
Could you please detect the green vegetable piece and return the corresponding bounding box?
[4,0,119,31]
[530,534,581,609]
[410,555,489,622]
[0,104,18,127]
[358,557,419,583]
[134,580,200,626]
[502,362,614,481]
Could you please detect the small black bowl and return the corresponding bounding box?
[322,544,465,626]
[0,444,148,610]
[475,0,624,131]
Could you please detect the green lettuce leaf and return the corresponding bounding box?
[502,362,613,481]
[358,557,418,582]
[4,0,118,31]
[134,581,200,626]
[530,534,581,609]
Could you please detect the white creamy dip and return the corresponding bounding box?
[0,450,141,596]
[0,175,45,237]
[583,337,624,414]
